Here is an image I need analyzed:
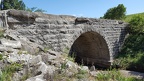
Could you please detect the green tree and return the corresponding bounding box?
[129,15,144,34]
[0,0,26,10]
[103,4,126,20]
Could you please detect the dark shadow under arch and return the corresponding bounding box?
[69,31,111,67]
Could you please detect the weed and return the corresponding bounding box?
[20,73,31,81]
[96,69,143,81]
[0,28,4,38]
[67,53,75,62]
[18,50,23,55]
[63,46,69,54]
[0,54,3,60]
[75,69,88,79]
[44,47,49,53]
[0,63,23,81]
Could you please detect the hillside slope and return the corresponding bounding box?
[124,12,144,22]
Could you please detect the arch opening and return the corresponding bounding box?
[69,31,111,67]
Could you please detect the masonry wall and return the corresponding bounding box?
[0,10,128,66]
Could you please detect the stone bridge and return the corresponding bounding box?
[0,10,128,67]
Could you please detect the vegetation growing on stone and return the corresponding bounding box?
[0,28,4,38]
[0,54,3,60]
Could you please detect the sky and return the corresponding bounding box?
[23,0,144,18]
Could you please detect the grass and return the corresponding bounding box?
[0,54,3,60]
[75,68,88,79]
[0,28,4,38]
[0,63,23,81]
[20,73,31,81]
[124,12,144,22]
[18,50,28,55]
[43,47,49,53]
[96,68,143,81]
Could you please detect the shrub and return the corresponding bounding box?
[115,34,144,72]
[129,15,144,34]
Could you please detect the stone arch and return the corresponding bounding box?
[69,30,111,67]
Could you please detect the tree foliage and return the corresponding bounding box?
[0,0,26,10]
[103,4,126,20]
[0,0,46,13]
[129,15,144,34]
[26,7,46,13]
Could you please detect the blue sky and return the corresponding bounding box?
[23,0,144,18]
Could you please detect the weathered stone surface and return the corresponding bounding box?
[6,52,33,64]
[19,37,43,55]
[7,9,38,19]
[0,45,13,52]
[80,66,89,72]
[1,38,21,49]
[90,65,96,71]
[29,55,42,66]
[66,61,79,74]
[26,75,45,81]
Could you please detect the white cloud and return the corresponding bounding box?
[72,14,84,17]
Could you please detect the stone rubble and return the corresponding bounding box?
[0,36,98,81]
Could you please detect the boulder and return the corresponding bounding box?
[0,38,21,49]
[29,55,42,66]
[19,36,45,55]
[26,75,45,81]
[0,45,13,52]
[41,53,57,64]
[8,9,38,19]
[66,61,79,74]
[80,66,89,73]
[36,61,48,75]
[7,53,33,64]
[90,65,96,71]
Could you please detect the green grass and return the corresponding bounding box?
[0,54,3,60]
[75,68,88,79]
[0,28,4,38]
[96,69,143,81]
[124,12,144,22]
[0,63,23,81]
